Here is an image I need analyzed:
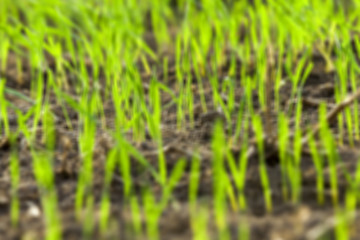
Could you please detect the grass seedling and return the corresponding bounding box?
[9,139,20,227]
[334,189,357,240]
[331,158,360,239]
[190,40,207,112]
[212,121,231,239]
[233,96,246,145]
[226,113,249,210]
[99,148,117,235]
[244,76,254,115]
[75,93,97,218]
[0,78,10,136]
[121,139,162,184]
[99,192,111,237]
[185,72,195,127]
[349,63,360,140]
[252,114,272,212]
[151,1,171,49]
[111,73,128,132]
[274,27,285,112]
[46,70,73,130]
[159,158,186,210]
[143,190,160,240]
[277,112,290,201]
[31,72,45,142]
[32,101,61,240]
[130,195,143,238]
[237,218,250,240]
[117,135,132,197]
[350,38,360,140]
[32,151,61,240]
[290,96,303,203]
[237,123,250,210]
[221,76,236,116]
[175,35,185,130]
[43,36,67,89]
[189,151,201,208]
[143,158,186,240]
[334,48,354,146]
[319,103,339,206]
[255,48,267,113]
[307,130,325,205]
[0,37,9,72]
[40,190,62,240]
[82,195,95,240]
[191,206,210,240]
[146,77,166,184]
[285,50,313,113]
[188,150,211,238]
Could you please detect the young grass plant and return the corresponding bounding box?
[349,63,360,140]
[319,103,339,206]
[191,206,210,240]
[188,151,212,239]
[189,151,201,208]
[117,135,132,198]
[130,195,143,238]
[82,195,95,240]
[227,113,250,210]
[146,77,167,184]
[212,121,231,239]
[39,102,62,240]
[252,114,272,212]
[18,102,62,240]
[285,50,313,113]
[143,158,186,240]
[307,130,325,205]
[277,112,290,201]
[334,189,357,240]
[175,35,185,130]
[143,189,160,240]
[75,92,97,218]
[9,139,20,227]
[334,47,354,146]
[99,148,117,235]
[190,41,207,112]
[290,96,303,203]
[0,78,10,136]
[334,87,345,145]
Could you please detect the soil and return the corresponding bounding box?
[1,36,360,240]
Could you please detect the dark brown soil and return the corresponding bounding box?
[1,41,360,240]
